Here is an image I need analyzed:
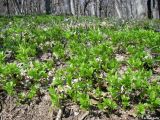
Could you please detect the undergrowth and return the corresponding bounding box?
[0,15,160,118]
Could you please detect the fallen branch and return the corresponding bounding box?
[55,109,63,120]
[78,111,89,120]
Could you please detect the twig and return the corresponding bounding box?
[0,100,2,113]
[78,111,89,120]
[55,109,63,120]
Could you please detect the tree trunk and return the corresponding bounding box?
[147,0,153,18]
[157,0,160,18]
[64,0,70,15]
[96,0,100,17]
[45,0,51,14]
[136,0,146,19]
[115,0,122,18]
[13,0,21,14]
[90,1,95,16]
[6,0,10,16]
[0,0,160,19]
[70,0,75,15]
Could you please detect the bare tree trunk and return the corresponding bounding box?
[64,0,70,15]
[13,0,21,14]
[90,1,95,16]
[136,0,146,19]
[147,0,152,18]
[99,0,103,17]
[6,0,10,16]
[45,0,51,14]
[23,0,27,14]
[96,0,100,17]
[0,0,160,19]
[115,0,122,18]
[76,0,80,19]
[70,0,75,15]
[151,0,158,18]
[158,0,160,18]
[84,0,90,16]
[129,0,134,18]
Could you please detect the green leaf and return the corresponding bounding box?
[153,98,160,106]
[3,81,16,95]
[135,104,146,116]
[0,52,5,63]
[49,87,60,107]
[27,85,39,99]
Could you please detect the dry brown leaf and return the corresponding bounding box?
[153,67,160,74]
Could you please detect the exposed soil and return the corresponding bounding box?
[0,92,138,120]
[0,53,159,120]
[0,18,160,120]
[0,93,53,120]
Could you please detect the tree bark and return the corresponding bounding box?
[6,0,10,16]
[0,0,160,19]
[45,0,51,14]
[90,1,95,16]
[157,0,160,18]
[115,0,122,18]
[70,0,75,15]
[96,0,100,17]
[13,0,21,14]
[147,0,153,18]
[136,0,146,19]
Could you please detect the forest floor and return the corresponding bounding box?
[0,95,139,120]
[0,15,160,120]
[0,93,137,120]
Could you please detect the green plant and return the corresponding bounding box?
[0,16,160,117]
[27,61,48,81]
[3,81,16,95]
[135,103,149,116]
[2,63,20,77]
[98,98,117,110]
[0,52,5,63]
[121,95,130,108]
[77,92,90,109]
[49,87,60,107]
[16,45,36,62]
[27,84,39,99]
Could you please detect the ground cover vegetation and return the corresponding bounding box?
[0,15,160,119]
